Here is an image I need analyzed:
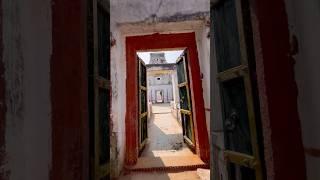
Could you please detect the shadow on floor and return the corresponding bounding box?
[141,104,193,157]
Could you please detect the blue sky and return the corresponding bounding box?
[137,50,184,64]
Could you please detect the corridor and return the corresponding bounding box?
[141,103,193,157]
[120,103,209,180]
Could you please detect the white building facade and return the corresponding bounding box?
[146,53,176,104]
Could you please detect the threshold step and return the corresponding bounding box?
[124,155,209,172]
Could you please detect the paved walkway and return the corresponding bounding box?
[119,104,206,180]
[141,103,194,157]
[119,171,201,180]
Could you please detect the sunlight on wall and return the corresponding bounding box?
[137,50,184,64]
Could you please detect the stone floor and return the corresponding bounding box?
[140,103,194,157]
[119,168,210,180]
[119,171,201,180]
[119,104,207,180]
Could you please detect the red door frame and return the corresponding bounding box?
[51,0,89,179]
[125,32,210,165]
[248,0,306,179]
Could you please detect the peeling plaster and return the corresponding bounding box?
[2,0,52,179]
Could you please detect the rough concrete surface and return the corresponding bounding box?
[141,103,193,157]
[196,168,210,180]
[120,104,205,179]
[119,170,200,180]
[2,0,52,179]
[126,155,206,170]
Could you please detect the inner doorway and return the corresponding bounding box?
[156,90,163,103]
[125,32,209,166]
[137,50,195,158]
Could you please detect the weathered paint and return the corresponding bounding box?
[250,0,306,179]
[125,32,210,165]
[284,0,320,179]
[1,0,52,179]
[0,0,6,178]
[111,0,209,26]
[51,0,89,179]
[2,1,25,179]
[195,25,210,136]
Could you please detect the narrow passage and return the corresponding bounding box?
[141,103,193,157]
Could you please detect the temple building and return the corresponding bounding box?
[146,53,178,104]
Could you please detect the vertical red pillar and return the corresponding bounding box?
[251,0,306,179]
[125,40,139,165]
[187,38,210,163]
[51,0,89,179]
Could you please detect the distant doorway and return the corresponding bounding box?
[156,90,163,103]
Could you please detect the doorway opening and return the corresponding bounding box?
[136,50,195,159]
[125,33,210,170]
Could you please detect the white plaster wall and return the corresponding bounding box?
[148,74,173,103]
[172,71,182,123]
[285,0,320,179]
[110,0,209,176]
[111,0,209,26]
[110,24,126,177]
[195,24,210,136]
[172,69,180,106]
[2,0,52,179]
[148,74,172,86]
[148,84,173,103]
